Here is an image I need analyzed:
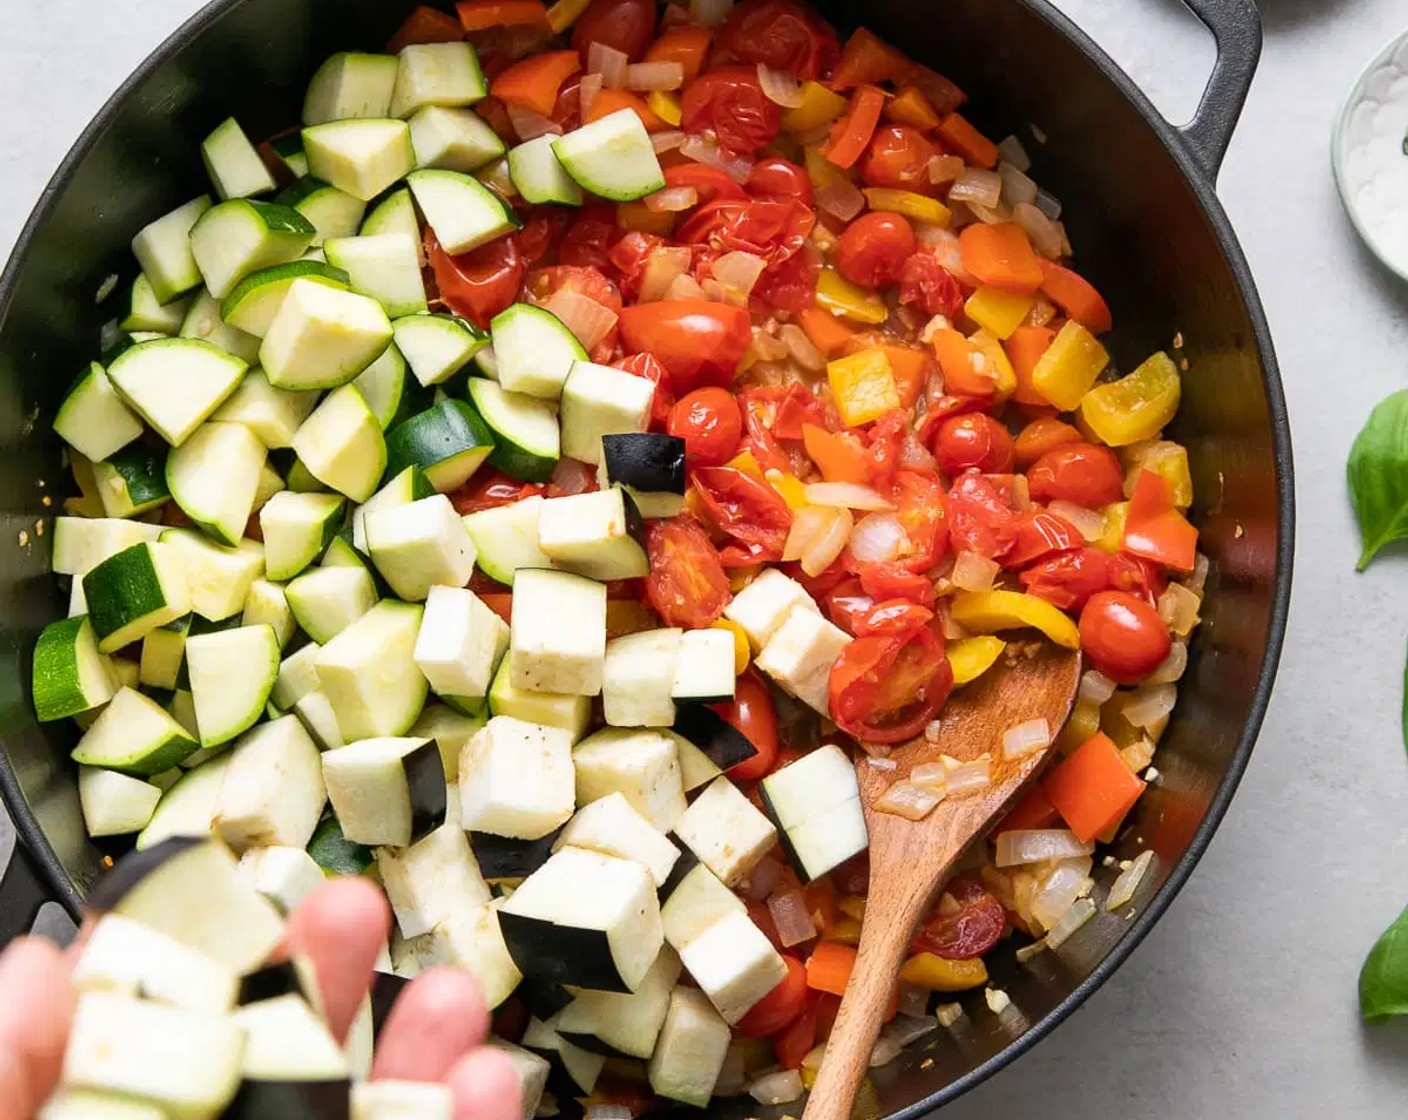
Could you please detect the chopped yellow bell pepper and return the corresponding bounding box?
[545,0,593,31]
[861,188,952,228]
[1122,440,1192,507]
[710,619,751,675]
[947,635,1007,686]
[899,952,989,992]
[764,468,809,510]
[816,269,889,325]
[1058,699,1102,753]
[1080,351,1182,447]
[964,287,1036,340]
[729,565,763,592]
[782,82,850,133]
[616,201,674,236]
[725,449,765,479]
[827,349,901,426]
[1095,501,1128,553]
[829,917,863,946]
[949,590,1081,650]
[838,894,867,921]
[646,90,682,127]
[968,329,1017,399]
[1030,320,1110,410]
[804,145,850,192]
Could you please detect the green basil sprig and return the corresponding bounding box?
[1348,389,1408,570]
[1362,904,1408,1020]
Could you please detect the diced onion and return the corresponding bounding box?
[780,323,825,371]
[1001,717,1051,760]
[757,63,805,108]
[800,1045,827,1076]
[1078,669,1117,706]
[887,1013,938,1048]
[875,781,943,821]
[742,855,784,901]
[895,985,930,1021]
[846,512,905,563]
[998,161,1038,209]
[506,103,562,141]
[804,482,894,512]
[1158,583,1201,636]
[1035,187,1063,220]
[994,829,1094,868]
[644,185,699,213]
[899,428,936,472]
[639,246,693,302]
[1106,849,1155,912]
[1147,640,1187,685]
[1122,684,1176,729]
[749,325,789,362]
[965,200,1010,226]
[748,1069,803,1106]
[935,1002,964,1027]
[679,133,754,182]
[1014,937,1048,963]
[579,72,603,118]
[941,754,990,796]
[665,272,706,301]
[1048,499,1104,542]
[815,178,866,222]
[996,134,1031,173]
[539,288,618,351]
[951,550,999,593]
[711,250,767,294]
[867,756,898,772]
[587,42,629,88]
[1030,860,1092,931]
[909,761,946,792]
[1120,738,1155,773]
[549,457,593,496]
[650,128,686,153]
[948,167,1002,208]
[783,505,853,577]
[627,60,684,91]
[1044,896,1096,949]
[1014,201,1064,260]
[95,273,120,303]
[585,1107,632,1120]
[985,987,1012,1014]
[1187,552,1210,593]
[768,888,818,947]
[713,1041,749,1097]
[927,154,965,185]
[690,0,734,25]
[914,226,975,285]
[868,1033,904,1068]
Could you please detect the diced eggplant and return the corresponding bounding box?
[350,1080,452,1120]
[759,744,868,883]
[657,854,746,951]
[237,845,326,915]
[458,715,575,840]
[571,728,686,833]
[677,909,787,1025]
[420,902,523,1009]
[486,1039,552,1120]
[71,914,239,1013]
[321,737,447,846]
[555,947,680,1059]
[671,777,776,887]
[232,993,348,1080]
[376,824,492,938]
[552,791,679,888]
[671,705,758,773]
[223,1079,352,1120]
[468,828,561,882]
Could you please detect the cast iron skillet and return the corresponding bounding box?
[0,0,1292,1112]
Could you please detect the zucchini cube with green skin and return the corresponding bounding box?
[158,529,266,622]
[52,517,164,577]
[559,361,655,466]
[221,260,351,338]
[186,624,282,747]
[286,565,378,643]
[462,496,554,586]
[136,756,232,851]
[465,380,560,484]
[201,116,277,200]
[392,312,487,387]
[54,362,143,462]
[304,118,417,201]
[213,715,326,852]
[571,728,687,833]
[95,445,169,518]
[189,199,318,299]
[458,715,575,840]
[537,487,650,581]
[413,585,508,708]
[325,234,428,318]
[647,987,731,1108]
[390,42,488,118]
[213,370,320,449]
[272,642,324,711]
[292,384,388,502]
[130,195,212,303]
[376,823,492,939]
[509,568,606,697]
[552,109,666,203]
[353,464,437,552]
[260,491,347,580]
[315,600,428,739]
[303,51,400,126]
[166,422,268,546]
[385,399,494,494]
[106,338,248,447]
[78,768,162,838]
[83,542,191,653]
[366,494,477,602]
[487,652,591,740]
[489,302,586,399]
[361,187,422,251]
[123,273,193,334]
[407,169,520,256]
[672,776,776,887]
[321,735,445,846]
[279,178,369,247]
[32,616,115,722]
[260,279,394,391]
[139,614,191,690]
[242,579,297,649]
[507,134,583,206]
[177,288,262,364]
[352,342,413,430]
[409,105,506,173]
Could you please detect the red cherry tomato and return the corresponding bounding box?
[514,210,571,266]
[642,517,731,629]
[854,599,934,636]
[828,625,953,744]
[664,163,748,203]
[557,204,617,271]
[678,198,814,266]
[856,560,935,606]
[680,67,782,154]
[1019,547,1112,612]
[753,243,823,314]
[773,995,819,1069]
[667,388,744,468]
[425,230,524,329]
[736,955,808,1037]
[1027,443,1125,509]
[910,877,1007,959]
[1013,416,1084,468]
[931,414,1015,475]
[606,230,666,302]
[617,300,752,393]
[450,470,545,516]
[692,466,793,560]
[615,351,674,428]
[836,212,916,289]
[1079,590,1172,685]
[890,469,950,573]
[715,0,840,81]
[860,125,940,192]
[946,469,1018,560]
[747,155,814,207]
[717,668,782,781]
[898,251,965,318]
[571,0,657,62]
[1004,508,1082,568]
[822,576,874,634]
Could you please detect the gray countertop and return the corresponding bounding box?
[3,0,1407,1115]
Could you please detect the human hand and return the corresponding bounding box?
[0,876,522,1120]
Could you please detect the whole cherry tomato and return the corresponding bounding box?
[860,125,940,192]
[668,387,744,468]
[643,516,731,629]
[836,212,916,289]
[681,67,782,154]
[1027,442,1125,508]
[931,413,1016,475]
[898,251,965,318]
[572,0,657,62]
[736,956,808,1037]
[717,668,781,781]
[910,877,1007,959]
[618,300,752,393]
[1079,590,1172,684]
[1004,508,1082,568]
[1013,416,1083,468]
[678,198,814,265]
[693,466,793,559]
[747,156,814,207]
[715,0,840,81]
[828,625,953,743]
[425,230,524,329]
[1020,547,1111,612]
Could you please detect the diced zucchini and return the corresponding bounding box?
[352,342,415,430]
[72,687,198,774]
[260,279,394,390]
[365,493,477,602]
[552,110,665,202]
[211,368,320,448]
[276,176,369,245]
[220,259,351,338]
[52,517,164,577]
[136,753,233,849]
[131,195,212,303]
[159,529,266,622]
[78,767,162,838]
[407,169,519,255]
[270,133,310,179]
[462,496,552,586]
[303,118,417,202]
[409,105,505,172]
[260,491,347,580]
[122,273,193,334]
[286,565,378,642]
[315,600,428,739]
[385,399,494,493]
[93,445,169,518]
[291,384,388,502]
[393,312,488,387]
[54,362,143,462]
[390,42,488,118]
[489,303,586,399]
[186,625,281,746]
[165,422,268,545]
[507,135,583,206]
[324,233,427,317]
[32,616,116,722]
[201,117,277,200]
[304,52,401,126]
[241,579,297,649]
[189,199,317,299]
[361,187,424,263]
[177,288,262,364]
[107,338,248,446]
[82,542,191,652]
[139,614,191,690]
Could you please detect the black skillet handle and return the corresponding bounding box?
[0,823,66,946]
[1177,0,1263,180]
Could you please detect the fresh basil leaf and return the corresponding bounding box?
[1360,903,1408,1019]
[1401,637,1407,755]
[1349,390,1408,570]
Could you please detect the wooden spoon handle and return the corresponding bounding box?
[801,884,934,1120]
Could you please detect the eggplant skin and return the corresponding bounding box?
[468,828,561,881]
[221,1078,352,1120]
[86,835,204,912]
[515,975,574,1021]
[238,960,314,1007]
[601,433,685,494]
[656,848,699,903]
[498,911,629,993]
[672,706,758,771]
[369,972,410,1039]
[402,740,448,845]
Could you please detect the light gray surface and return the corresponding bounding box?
[2,0,1407,1115]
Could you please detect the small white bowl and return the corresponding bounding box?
[1333,26,1408,283]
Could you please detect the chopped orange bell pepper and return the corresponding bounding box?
[996,783,1062,834]
[827,349,900,426]
[968,329,1017,400]
[965,286,1035,340]
[456,0,548,31]
[389,5,466,51]
[1040,259,1112,334]
[1014,415,1082,467]
[885,85,943,130]
[824,86,887,169]
[831,27,913,89]
[877,344,929,409]
[932,328,996,397]
[615,201,674,236]
[1006,324,1057,406]
[644,26,712,86]
[958,223,1044,294]
[937,112,1000,169]
[586,87,669,131]
[1043,732,1146,843]
[479,593,513,624]
[1122,469,1197,572]
[803,424,870,484]
[805,940,859,996]
[489,50,580,116]
[1030,320,1109,410]
[1079,351,1181,447]
[798,307,855,356]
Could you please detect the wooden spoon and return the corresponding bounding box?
[801,643,1082,1120]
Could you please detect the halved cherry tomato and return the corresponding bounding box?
[829,624,953,743]
[615,351,674,428]
[450,471,545,515]
[737,955,808,1037]
[1004,508,1082,568]
[890,469,949,573]
[856,561,935,606]
[910,877,1006,959]
[717,667,782,781]
[489,50,581,116]
[1027,442,1124,508]
[679,198,814,265]
[514,209,570,265]
[681,67,781,154]
[425,230,524,329]
[898,251,964,318]
[946,469,1018,559]
[645,26,713,87]
[855,599,934,635]
[747,155,814,207]
[861,125,941,193]
[664,163,747,203]
[822,576,874,634]
[618,300,752,393]
[571,0,657,61]
[1020,547,1112,612]
[715,0,839,82]
[668,387,744,468]
[557,204,617,271]
[1013,416,1083,468]
[693,466,793,560]
[931,413,1015,476]
[1106,551,1167,605]
[753,243,822,314]
[1079,590,1171,684]
[836,212,915,289]
[643,516,731,629]
[740,384,832,473]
